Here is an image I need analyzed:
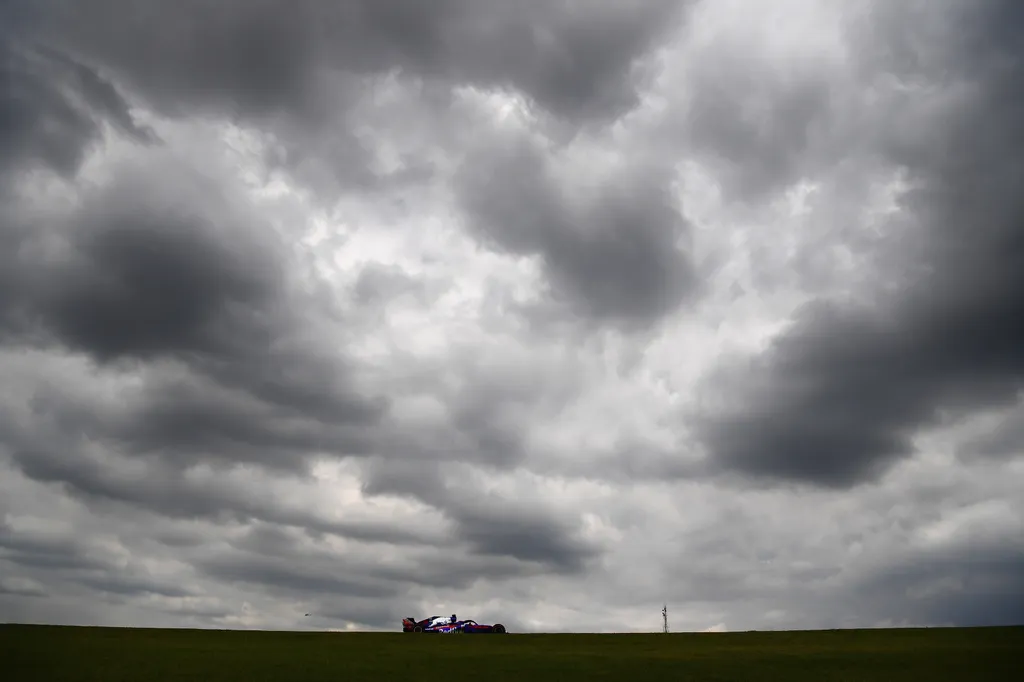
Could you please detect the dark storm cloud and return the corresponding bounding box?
[837,522,1024,629]
[0,521,108,573]
[456,137,697,327]
[0,34,155,190]
[0,134,596,572]
[0,156,279,357]
[1,154,388,472]
[0,519,192,600]
[194,521,577,606]
[7,445,441,549]
[33,0,685,125]
[109,371,378,470]
[361,458,600,572]
[694,0,1024,487]
[8,0,699,331]
[76,575,192,600]
[201,555,398,600]
[34,195,277,362]
[360,458,447,503]
[451,503,596,573]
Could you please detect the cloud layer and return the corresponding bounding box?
[1,0,1022,632]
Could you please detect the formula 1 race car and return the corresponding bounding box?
[402,614,507,634]
[456,619,507,634]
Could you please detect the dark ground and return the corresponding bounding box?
[2,623,1021,681]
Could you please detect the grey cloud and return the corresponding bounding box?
[352,263,426,307]
[852,544,1024,628]
[199,522,576,605]
[9,367,598,572]
[695,302,932,488]
[8,445,442,549]
[34,0,685,125]
[108,371,378,471]
[1,154,388,474]
[1,483,498,628]
[18,0,689,216]
[958,404,1024,461]
[314,601,410,631]
[360,458,447,503]
[369,553,558,591]
[76,575,192,600]
[1,479,552,624]
[34,194,278,362]
[358,338,588,475]
[0,523,109,573]
[0,38,154,184]
[680,47,837,203]
[1,158,279,357]
[0,520,192,602]
[451,503,596,573]
[36,45,157,142]
[0,136,597,576]
[200,555,399,601]
[666,1,994,208]
[693,0,1024,488]
[11,1,700,331]
[583,474,1024,631]
[0,577,47,598]
[456,136,697,327]
[361,459,601,573]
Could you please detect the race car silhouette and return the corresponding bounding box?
[402,614,507,634]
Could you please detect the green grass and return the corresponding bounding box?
[3,624,1021,681]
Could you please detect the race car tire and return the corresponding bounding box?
[412,625,423,633]
[493,624,506,634]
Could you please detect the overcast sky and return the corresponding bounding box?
[1,0,1022,634]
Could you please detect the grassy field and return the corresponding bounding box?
[3,623,1021,681]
